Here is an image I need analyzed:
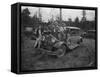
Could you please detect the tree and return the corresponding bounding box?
[21,8,31,25]
[75,17,79,23]
[74,17,80,27]
[31,12,40,24]
[68,18,73,26]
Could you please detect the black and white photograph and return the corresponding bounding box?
[20,4,97,72]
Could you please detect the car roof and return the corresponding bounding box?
[88,30,96,32]
[66,26,80,30]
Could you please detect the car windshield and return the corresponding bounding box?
[87,30,96,34]
[67,28,81,36]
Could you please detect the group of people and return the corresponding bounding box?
[33,25,71,49]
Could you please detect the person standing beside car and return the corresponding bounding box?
[34,26,43,48]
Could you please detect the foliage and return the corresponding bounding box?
[21,8,95,35]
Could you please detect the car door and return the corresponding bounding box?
[70,30,80,43]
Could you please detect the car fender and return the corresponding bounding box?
[54,41,65,48]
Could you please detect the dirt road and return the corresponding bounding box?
[21,38,95,71]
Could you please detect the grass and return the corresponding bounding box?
[21,38,95,71]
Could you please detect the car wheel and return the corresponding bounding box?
[56,44,66,57]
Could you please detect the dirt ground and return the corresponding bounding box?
[21,38,95,71]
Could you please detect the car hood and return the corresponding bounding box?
[54,41,64,47]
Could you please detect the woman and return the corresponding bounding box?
[34,26,43,48]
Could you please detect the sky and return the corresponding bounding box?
[21,6,95,22]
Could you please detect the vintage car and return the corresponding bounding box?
[65,27,83,49]
[82,30,96,39]
[30,26,83,57]
[40,34,69,57]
